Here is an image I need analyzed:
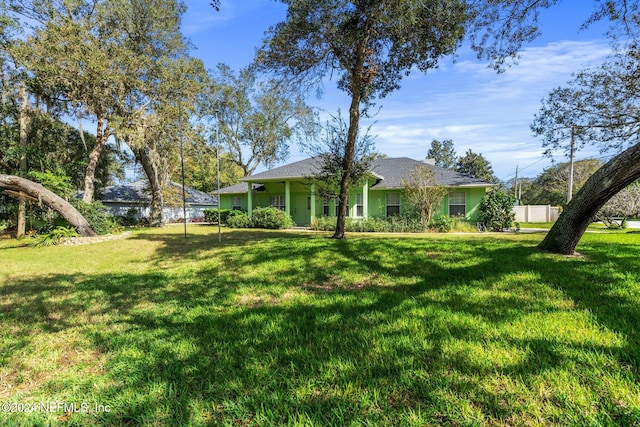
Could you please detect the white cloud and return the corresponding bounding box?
[351,39,614,179]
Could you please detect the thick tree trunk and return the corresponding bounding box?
[135,147,165,227]
[0,175,96,236]
[82,114,109,203]
[538,142,640,255]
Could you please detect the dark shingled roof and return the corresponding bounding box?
[218,157,495,194]
[240,157,325,182]
[218,182,265,195]
[368,157,494,189]
[99,180,217,205]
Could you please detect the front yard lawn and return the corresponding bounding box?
[1,227,639,426]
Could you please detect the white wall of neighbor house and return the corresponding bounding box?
[104,203,214,220]
[513,205,560,223]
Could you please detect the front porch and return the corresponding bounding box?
[244,179,370,226]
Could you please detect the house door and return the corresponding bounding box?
[292,194,310,226]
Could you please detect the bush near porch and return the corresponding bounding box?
[225,207,295,229]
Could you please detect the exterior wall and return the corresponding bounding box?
[370,187,488,221]
[104,203,214,221]
[220,182,490,224]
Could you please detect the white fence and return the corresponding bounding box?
[513,205,560,223]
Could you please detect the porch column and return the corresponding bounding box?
[285,180,291,217]
[310,183,316,222]
[247,182,253,218]
[362,180,369,219]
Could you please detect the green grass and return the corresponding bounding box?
[1,226,640,426]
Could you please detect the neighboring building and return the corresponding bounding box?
[97,180,217,221]
[218,157,496,226]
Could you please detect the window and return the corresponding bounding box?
[449,191,466,217]
[323,198,340,216]
[355,193,363,217]
[386,193,400,216]
[269,195,286,211]
[232,196,242,210]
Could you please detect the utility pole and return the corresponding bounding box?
[514,165,519,205]
[567,125,576,203]
[215,109,221,242]
[179,97,187,239]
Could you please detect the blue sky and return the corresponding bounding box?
[181,0,614,181]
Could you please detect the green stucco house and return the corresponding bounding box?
[218,157,496,226]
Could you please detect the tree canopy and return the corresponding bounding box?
[427,139,457,170]
[455,149,497,183]
[206,64,316,177]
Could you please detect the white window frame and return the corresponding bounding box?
[386,193,401,217]
[269,195,286,211]
[449,191,466,217]
[232,196,242,210]
[355,193,364,218]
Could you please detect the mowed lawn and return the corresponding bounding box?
[1,226,639,426]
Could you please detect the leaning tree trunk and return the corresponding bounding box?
[0,175,96,237]
[538,142,640,255]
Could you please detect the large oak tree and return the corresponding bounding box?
[533,46,640,254]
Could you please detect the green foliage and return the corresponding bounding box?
[117,207,140,227]
[203,208,248,225]
[204,208,224,224]
[429,215,455,233]
[308,111,377,202]
[479,189,516,232]
[250,207,295,230]
[69,199,122,235]
[427,139,457,169]
[521,159,602,206]
[31,226,78,247]
[310,215,426,233]
[28,169,75,198]
[455,149,498,183]
[207,63,317,176]
[226,211,252,229]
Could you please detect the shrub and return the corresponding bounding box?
[310,216,336,231]
[118,207,139,227]
[478,189,516,232]
[227,212,252,228]
[429,215,455,233]
[309,215,426,233]
[31,226,79,247]
[69,199,123,235]
[204,208,247,225]
[250,207,295,229]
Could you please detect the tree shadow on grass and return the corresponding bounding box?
[1,231,639,425]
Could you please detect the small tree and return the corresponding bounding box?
[479,189,516,232]
[597,182,640,229]
[401,165,448,226]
